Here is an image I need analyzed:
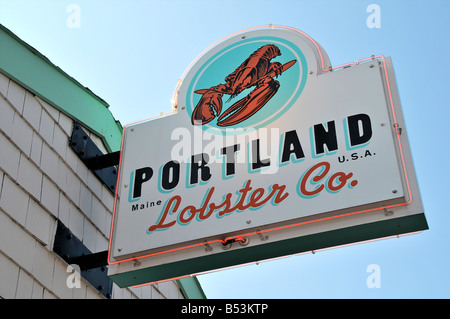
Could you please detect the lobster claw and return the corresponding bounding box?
[217,78,279,127]
[217,59,296,127]
[191,86,225,125]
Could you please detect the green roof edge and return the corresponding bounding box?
[0,23,122,152]
[177,277,207,299]
[0,23,206,298]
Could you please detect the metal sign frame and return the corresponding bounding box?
[108,26,427,288]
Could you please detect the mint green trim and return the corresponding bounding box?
[0,24,122,152]
[109,213,428,289]
[177,277,207,299]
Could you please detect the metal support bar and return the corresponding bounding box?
[53,220,112,298]
[68,250,108,271]
[85,151,120,170]
[70,122,120,194]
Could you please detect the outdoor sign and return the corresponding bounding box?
[108,25,428,287]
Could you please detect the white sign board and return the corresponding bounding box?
[108,26,427,287]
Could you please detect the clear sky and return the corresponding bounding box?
[1,0,449,298]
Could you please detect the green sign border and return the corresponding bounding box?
[109,213,428,288]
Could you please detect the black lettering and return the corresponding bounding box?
[347,113,372,147]
[133,167,153,199]
[220,144,240,177]
[161,161,180,191]
[313,121,338,155]
[190,153,212,185]
[251,139,270,170]
[281,130,305,163]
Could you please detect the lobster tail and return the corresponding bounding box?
[260,44,281,60]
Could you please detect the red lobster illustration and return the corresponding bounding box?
[191,44,297,127]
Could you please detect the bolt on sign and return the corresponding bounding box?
[108,25,428,287]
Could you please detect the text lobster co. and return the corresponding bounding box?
[146,161,357,233]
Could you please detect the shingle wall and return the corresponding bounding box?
[0,72,185,299]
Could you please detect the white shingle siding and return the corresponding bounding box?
[0,73,185,299]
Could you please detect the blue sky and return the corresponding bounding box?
[1,0,449,298]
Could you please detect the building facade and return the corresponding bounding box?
[0,24,204,299]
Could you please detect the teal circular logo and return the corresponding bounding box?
[185,36,308,135]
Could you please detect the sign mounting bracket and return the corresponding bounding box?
[70,122,120,194]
